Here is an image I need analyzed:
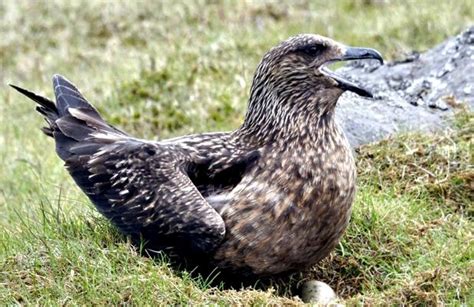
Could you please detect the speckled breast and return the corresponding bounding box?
[212,129,356,276]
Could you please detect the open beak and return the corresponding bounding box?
[320,47,384,98]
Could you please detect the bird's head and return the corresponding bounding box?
[240,34,383,141]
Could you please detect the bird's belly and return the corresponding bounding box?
[212,177,355,276]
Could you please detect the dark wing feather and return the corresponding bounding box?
[189,149,260,197]
[68,136,226,253]
[11,74,226,254]
[9,84,58,136]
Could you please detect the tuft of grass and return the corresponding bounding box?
[357,111,473,215]
[1,0,473,305]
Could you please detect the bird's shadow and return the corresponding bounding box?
[146,248,303,297]
[140,245,364,300]
[82,215,323,297]
[93,223,363,300]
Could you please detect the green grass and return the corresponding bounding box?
[1,0,473,305]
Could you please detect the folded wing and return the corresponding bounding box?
[11,75,226,253]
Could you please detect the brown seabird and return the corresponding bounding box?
[11,34,383,277]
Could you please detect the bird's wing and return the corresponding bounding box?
[12,75,226,254]
[69,137,226,253]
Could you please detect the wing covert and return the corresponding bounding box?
[67,136,226,254]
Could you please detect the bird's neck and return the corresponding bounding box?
[235,89,342,146]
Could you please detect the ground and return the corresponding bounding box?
[0,0,472,305]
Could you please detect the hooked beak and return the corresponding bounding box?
[340,47,384,64]
[320,46,384,98]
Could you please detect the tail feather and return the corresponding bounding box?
[9,84,58,136]
[9,84,57,116]
[10,74,128,162]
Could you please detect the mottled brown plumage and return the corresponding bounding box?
[11,34,382,276]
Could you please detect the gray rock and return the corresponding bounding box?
[336,26,473,147]
[429,98,449,111]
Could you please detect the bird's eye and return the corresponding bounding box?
[296,45,325,57]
